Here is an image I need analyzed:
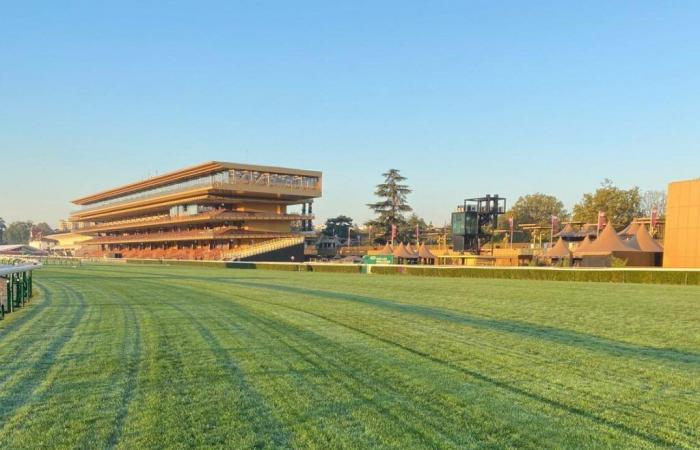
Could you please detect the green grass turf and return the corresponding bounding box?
[0,264,699,449]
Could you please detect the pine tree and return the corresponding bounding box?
[366,169,412,243]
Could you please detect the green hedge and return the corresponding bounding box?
[370,265,700,285]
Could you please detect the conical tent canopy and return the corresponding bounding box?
[417,243,437,259]
[582,223,638,254]
[393,242,418,259]
[618,221,640,237]
[554,223,576,238]
[630,225,664,252]
[406,243,418,256]
[546,239,571,258]
[379,243,393,254]
[574,236,593,254]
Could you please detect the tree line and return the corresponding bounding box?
[0,219,55,245]
[321,170,667,245]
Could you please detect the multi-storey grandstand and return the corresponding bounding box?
[69,161,321,261]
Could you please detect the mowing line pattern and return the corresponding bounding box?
[0,264,698,449]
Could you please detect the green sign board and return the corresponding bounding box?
[362,254,394,265]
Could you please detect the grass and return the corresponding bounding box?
[0,264,699,449]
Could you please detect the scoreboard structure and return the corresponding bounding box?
[451,195,507,254]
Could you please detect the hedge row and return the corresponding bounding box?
[369,265,700,285]
[229,262,362,273]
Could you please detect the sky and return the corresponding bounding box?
[1,1,699,228]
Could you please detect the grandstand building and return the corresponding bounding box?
[69,161,322,261]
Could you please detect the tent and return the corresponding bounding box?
[553,223,577,239]
[575,223,654,267]
[625,225,664,266]
[545,239,572,260]
[378,243,393,255]
[618,221,641,237]
[573,235,593,255]
[393,243,418,263]
[417,243,437,264]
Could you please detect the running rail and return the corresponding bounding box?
[0,263,42,319]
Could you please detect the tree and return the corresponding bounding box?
[640,190,667,218]
[33,222,55,238]
[507,193,569,226]
[572,179,642,228]
[5,221,33,244]
[398,213,428,243]
[322,215,353,238]
[0,217,6,244]
[367,169,412,243]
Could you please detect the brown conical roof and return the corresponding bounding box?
[574,235,593,254]
[582,223,638,254]
[393,242,418,259]
[417,243,437,259]
[553,223,576,238]
[546,239,571,258]
[406,243,418,256]
[630,225,664,252]
[379,243,393,254]
[618,221,641,237]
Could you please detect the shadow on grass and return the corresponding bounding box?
[224,280,700,368]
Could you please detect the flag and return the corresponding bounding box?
[391,223,397,242]
[551,215,559,232]
[651,208,658,229]
[415,224,420,243]
[597,211,606,230]
[508,216,514,233]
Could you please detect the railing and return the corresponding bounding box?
[73,180,321,215]
[223,237,304,260]
[1,262,41,319]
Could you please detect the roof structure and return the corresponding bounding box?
[417,243,437,260]
[0,245,46,255]
[618,221,641,237]
[545,239,572,258]
[378,243,393,254]
[627,226,664,253]
[574,236,593,254]
[579,223,638,255]
[393,243,418,259]
[553,223,576,238]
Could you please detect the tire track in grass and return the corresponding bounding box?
[0,282,86,421]
[227,280,700,368]
[266,301,680,449]
[163,300,292,449]
[0,284,53,340]
[104,297,142,449]
[156,280,507,449]
[0,281,88,429]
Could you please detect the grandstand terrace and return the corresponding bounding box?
[69,161,322,260]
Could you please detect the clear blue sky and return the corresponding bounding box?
[2,1,699,227]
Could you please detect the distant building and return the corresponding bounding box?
[663,178,700,268]
[69,161,322,261]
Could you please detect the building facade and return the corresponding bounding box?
[69,161,321,260]
[663,178,700,268]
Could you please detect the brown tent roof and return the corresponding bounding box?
[553,223,576,238]
[393,242,418,259]
[618,221,641,237]
[574,236,593,255]
[379,243,393,254]
[546,239,571,258]
[579,223,638,254]
[627,225,664,253]
[417,243,437,259]
[406,243,418,256]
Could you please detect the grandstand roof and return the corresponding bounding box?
[72,161,322,205]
